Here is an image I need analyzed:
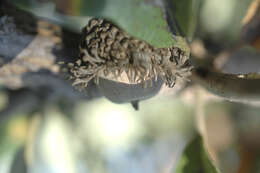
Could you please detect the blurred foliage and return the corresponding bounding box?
[198,0,252,48]
[203,100,260,173]
[0,114,27,173]
[0,96,196,173]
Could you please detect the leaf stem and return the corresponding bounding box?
[191,67,260,103]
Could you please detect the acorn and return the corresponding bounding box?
[67,18,192,103]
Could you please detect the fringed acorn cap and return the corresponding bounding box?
[68,18,192,89]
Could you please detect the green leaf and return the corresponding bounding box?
[10,0,196,49]
[165,0,202,42]
[86,0,174,48]
[175,135,221,173]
